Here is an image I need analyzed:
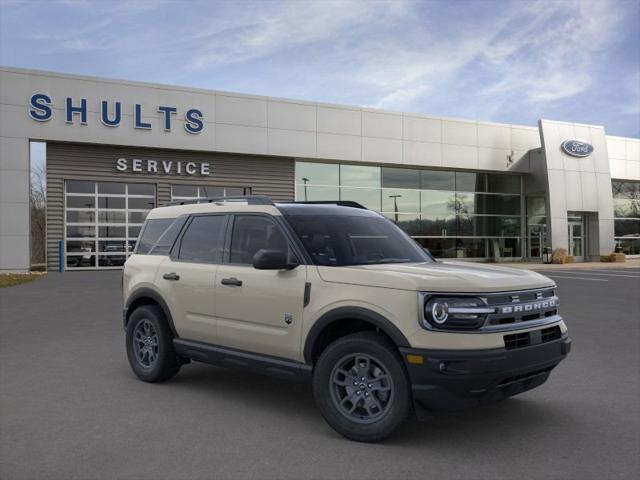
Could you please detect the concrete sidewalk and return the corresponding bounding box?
[503,258,640,271]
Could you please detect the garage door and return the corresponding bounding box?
[64,180,155,269]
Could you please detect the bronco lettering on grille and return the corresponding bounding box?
[499,299,556,314]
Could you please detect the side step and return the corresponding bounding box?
[173,338,312,383]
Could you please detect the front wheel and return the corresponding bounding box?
[126,304,181,382]
[313,332,412,442]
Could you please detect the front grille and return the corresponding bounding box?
[504,325,562,350]
[484,288,558,328]
[485,288,555,306]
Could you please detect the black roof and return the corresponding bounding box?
[275,202,381,217]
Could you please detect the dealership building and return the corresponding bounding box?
[0,66,639,272]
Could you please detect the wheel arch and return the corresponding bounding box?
[303,307,410,364]
[124,287,178,337]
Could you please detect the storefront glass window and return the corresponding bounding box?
[381,188,420,212]
[381,167,420,189]
[340,165,380,188]
[456,172,485,192]
[339,187,381,211]
[421,190,455,218]
[420,170,454,191]
[295,161,524,259]
[295,185,339,202]
[296,162,339,186]
[487,174,521,194]
[612,180,640,256]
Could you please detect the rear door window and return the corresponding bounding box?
[177,215,227,264]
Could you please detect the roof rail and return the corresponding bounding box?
[164,195,275,207]
[286,200,368,210]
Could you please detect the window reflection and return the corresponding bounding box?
[612,180,640,256]
[381,189,420,212]
[296,162,524,259]
[421,190,455,217]
[421,170,454,191]
[340,165,380,188]
[295,185,340,202]
[383,213,422,236]
[382,167,419,189]
[613,199,640,218]
[340,187,381,210]
[296,162,339,186]
[456,172,484,192]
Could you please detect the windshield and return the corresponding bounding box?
[285,214,432,266]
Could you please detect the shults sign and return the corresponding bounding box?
[28,93,204,134]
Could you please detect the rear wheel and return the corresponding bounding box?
[313,332,411,442]
[126,304,180,382]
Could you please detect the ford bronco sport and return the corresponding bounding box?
[122,196,571,442]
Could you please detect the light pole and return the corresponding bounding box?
[302,177,309,201]
[388,194,402,223]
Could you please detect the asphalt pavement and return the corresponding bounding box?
[1,268,639,480]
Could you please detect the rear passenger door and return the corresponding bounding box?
[214,214,307,361]
[156,214,228,345]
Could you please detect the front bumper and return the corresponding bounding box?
[400,334,571,412]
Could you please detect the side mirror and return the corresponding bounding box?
[252,249,299,270]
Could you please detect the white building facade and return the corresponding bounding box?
[1,66,638,271]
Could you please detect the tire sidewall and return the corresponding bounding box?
[126,305,179,382]
[313,332,411,442]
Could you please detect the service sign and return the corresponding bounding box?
[115,158,210,176]
[561,139,594,157]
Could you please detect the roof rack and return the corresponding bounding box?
[164,195,275,207]
[286,200,368,210]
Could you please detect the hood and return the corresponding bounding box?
[316,261,554,293]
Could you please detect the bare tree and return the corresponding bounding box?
[30,161,46,269]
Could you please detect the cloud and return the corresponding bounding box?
[481,0,623,102]
[188,0,410,70]
[354,0,624,111]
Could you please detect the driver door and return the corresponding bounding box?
[214,214,307,361]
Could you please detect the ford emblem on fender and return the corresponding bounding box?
[561,139,594,157]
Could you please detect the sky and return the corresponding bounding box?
[1,0,639,137]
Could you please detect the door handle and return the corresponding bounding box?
[221,277,242,287]
[162,272,180,281]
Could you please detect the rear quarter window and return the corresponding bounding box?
[136,217,182,255]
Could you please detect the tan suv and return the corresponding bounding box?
[122,196,571,442]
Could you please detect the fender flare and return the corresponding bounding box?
[303,306,410,364]
[124,287,178,337]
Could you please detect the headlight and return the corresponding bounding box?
[423,296,494,330]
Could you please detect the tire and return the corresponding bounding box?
[313,331,412,442]
[126,304,181,382]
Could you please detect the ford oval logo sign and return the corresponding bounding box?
[561,139,594,157]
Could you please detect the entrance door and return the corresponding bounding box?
[528,224,546,258]
[567,215,584,261]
